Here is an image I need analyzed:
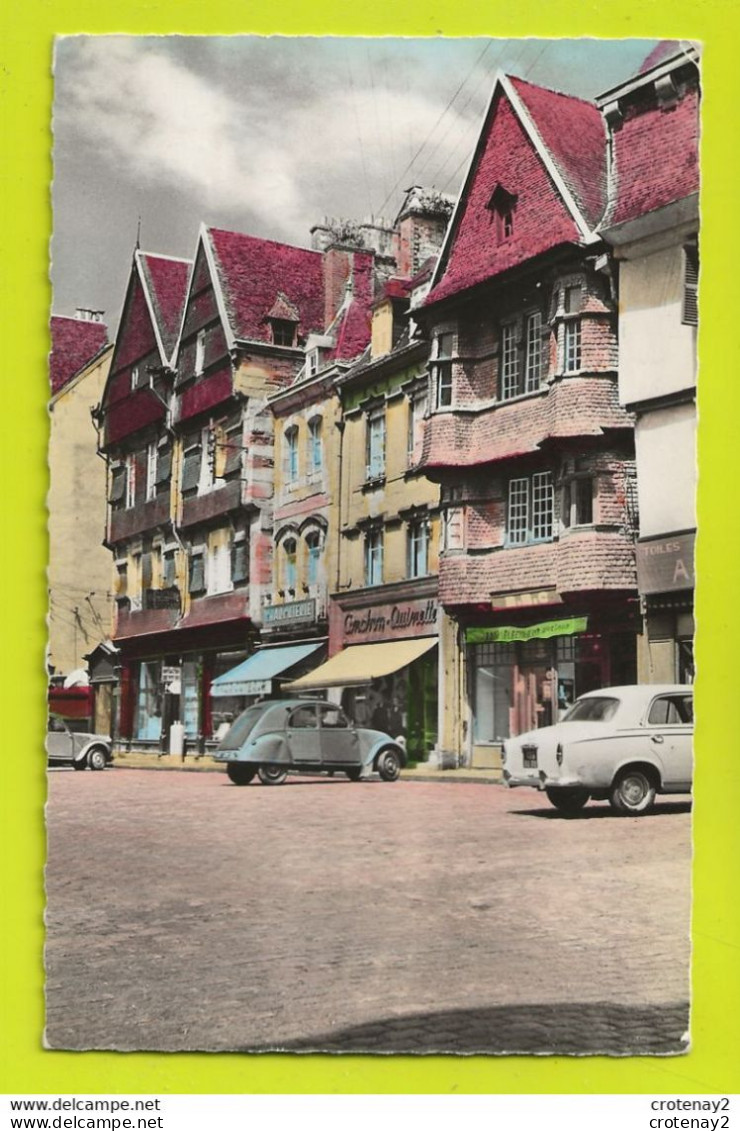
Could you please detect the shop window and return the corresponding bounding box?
[308,416,323,474]
[500,322,519,400]
[432,332,454,409]
[507,472,554,545]
[407,389,428,466]
[407,517,429,579]
[365,408,386,481]
[524,311,543,391]
[284,425,299,484]
[134,660,162,742]
[364,527,383,587]
[682,244,698,326]
[563,476,594,528]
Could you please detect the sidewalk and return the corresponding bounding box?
[111,750,503,784]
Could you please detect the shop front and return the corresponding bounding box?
[285,591,439,761]
[636,531,695,684]
[464,602,639,763]
[210,640,327,735]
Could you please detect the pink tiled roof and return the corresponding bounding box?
[138,253,191,360]
[266,292,301,322]
[420,378,632,470]
[639,40,683,74]
[49,315,109,394]
[206,227,325,344]
[605,83,699,228]
[509,76,608,230]
[327,298,372,361]
[427,82,592,306]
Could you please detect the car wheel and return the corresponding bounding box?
[545,787,590,815]
[257,765,288,786]
[376,748,402,782]
[87,747,108,771]
[610,768,657,815]
[226,763,256,786]
[345,767,363,781]
[72,758,87,771]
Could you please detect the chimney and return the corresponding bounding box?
[394,186,454,279]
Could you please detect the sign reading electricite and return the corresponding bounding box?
[636,532,695,595]
[465,617,588,644]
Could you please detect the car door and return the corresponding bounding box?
[47,717,74,764]
[285,704,321,765]
[318,704,359,767]
[644,693,693,791]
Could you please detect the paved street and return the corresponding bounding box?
[45,768,691,1055]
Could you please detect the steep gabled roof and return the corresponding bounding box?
[427,72,605,307]
[508,75,608,231]
[204,227,325,346]
[49,315,109,394]
[136,251,191,364]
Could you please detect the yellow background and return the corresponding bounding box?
[1,0,738,1096]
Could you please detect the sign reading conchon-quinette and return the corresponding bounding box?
[341,598,438,645]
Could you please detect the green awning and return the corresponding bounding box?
[465,617,588,645]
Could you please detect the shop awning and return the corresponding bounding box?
[283,636,437,692]
[211,642,324,697]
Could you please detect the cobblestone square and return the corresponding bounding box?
[44,768,691,1055]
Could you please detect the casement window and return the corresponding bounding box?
[125,453,136,509]
[195,329,206,376]
[682,244,699,326]
[407,389,428,466]
[507,472,554,545]
[155,438,172,491]
[231,537,249,586]
[306,349,319,377]
[563,476,594,528]
[115,561,128,598]
[500,322,519,400]
[284,425,299,484]
[432,333,454,409]
[308,417,323,474]
[271,319,296,347]
[129,552,142,609]
[563,285,582,373]
[206,537,232,596]
[364,527,384,587]
[109,463,127,508]
[407,517,430,579]
[365,408,386,481]
[306,531,322,587]
[524,311,543,392]
[130,365,140,392]
[146,441,158,501]
[181,434,202,494]
[442,506,465,552]
[283,538,297,593]
[487,184,517,242]
[188,550,205,595]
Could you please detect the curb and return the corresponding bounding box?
[110,758,503,784]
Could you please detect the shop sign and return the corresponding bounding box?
[263,598,316,627]
[465,617,588,644]
[491,588,563,610]
[161,665,181,684]
[343,598,438,644]
[636,532,695,595]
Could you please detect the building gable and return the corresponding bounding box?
[428,78,601,306]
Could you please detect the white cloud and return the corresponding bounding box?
[54,37,482,239]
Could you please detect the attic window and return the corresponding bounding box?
[270,319,297,347]
[487,185,518,241]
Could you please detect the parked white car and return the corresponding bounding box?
[502,684,693,816]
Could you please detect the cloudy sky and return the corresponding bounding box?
[51,36,659,331]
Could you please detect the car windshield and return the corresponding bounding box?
[218,704,270,748]
[562,696,621,722]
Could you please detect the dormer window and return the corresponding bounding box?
[487,184,518,242]
[195,329,206,376]
[306,349,320,377]
[270,318,297,347]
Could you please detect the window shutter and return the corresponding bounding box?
[110,467,126,503]
[231,540,249,584]
[224,429,242,476]
[181,448,201,492]
[189,554,205,594]
[683,245,698,326]
[156,444,172,484]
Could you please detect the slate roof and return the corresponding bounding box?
[137,252,192,361]
[49,315,109,394]
[206,227,325,345]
